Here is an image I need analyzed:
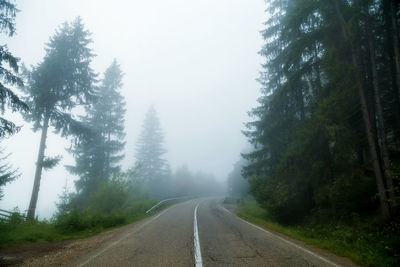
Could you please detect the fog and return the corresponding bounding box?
[0,0,265,218]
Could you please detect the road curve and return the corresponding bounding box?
[68,198,354,267]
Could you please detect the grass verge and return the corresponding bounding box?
[235,199,399,266]
[0,199,160,250]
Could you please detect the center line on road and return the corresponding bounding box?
[194,202,203,267]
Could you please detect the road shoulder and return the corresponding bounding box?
[221,202,358,267]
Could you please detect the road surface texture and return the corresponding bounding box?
[62,198,356,267]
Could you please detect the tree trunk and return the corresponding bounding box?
[27,112,50,220]
[368,29,397,211]
[106,131,111,178]
[297,83,306,121]
[332,0,390,219]
[390,0,400,100]
[314,44,323,96]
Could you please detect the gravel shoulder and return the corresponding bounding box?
[0,221,142,267]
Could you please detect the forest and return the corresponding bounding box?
[226,0,400,265]
[1,0,400,265]
[0,0,223,245]
[243,0,400,222]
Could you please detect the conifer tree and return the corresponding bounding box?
[135,106,168,197]
[24,17,96,220]
[244,0,399,222]
[0,0,28,137]
[69,60,126,197]
[0,146,19,200]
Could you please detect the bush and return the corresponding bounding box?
[8,211,25,225]
[55,210,92,232]
[51,171,157,235]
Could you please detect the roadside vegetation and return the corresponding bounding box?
[230,199,399,266]
[225,0,400,266]
[0,174,157,249]
[0,204,149,250]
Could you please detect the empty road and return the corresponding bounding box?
[67,198,354,267]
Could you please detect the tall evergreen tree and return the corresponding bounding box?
[24,17,96,220]
[69,60,126,197]
[0,0,28,137]
[135,106,168,198]
[244,0,400,222]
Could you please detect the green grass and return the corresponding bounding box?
[236,200,399,267]
[0,199,160,250]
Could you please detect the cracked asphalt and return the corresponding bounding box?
[66,198,356,267]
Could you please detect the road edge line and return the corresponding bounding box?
[76,206,173,267]
[220,205,340,267]
[194,202,203,267]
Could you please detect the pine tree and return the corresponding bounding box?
[0,0,29,137]
[24,17,96,220]
[135,106,168,198]
[69,60,126,197]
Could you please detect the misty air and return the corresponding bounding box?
[0,0,399,266]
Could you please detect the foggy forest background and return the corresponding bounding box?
[0,0,400,265]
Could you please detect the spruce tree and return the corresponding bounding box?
[0,0,29,137]
[0,145,19,200]
[244,0,399,222]
[69,60,126,197]
[135,106,168,198]
[24,17,96,220]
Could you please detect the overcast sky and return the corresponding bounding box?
[0,0,266,218]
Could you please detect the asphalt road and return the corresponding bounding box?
[68,198,354,267]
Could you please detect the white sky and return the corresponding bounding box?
[0,0,266,218]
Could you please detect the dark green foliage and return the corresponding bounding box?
[227,157,249,198]
[24,17,96,132]
[0,0,29,137]
[0,197,156,249]
[244,0,400,223]
[0,0,18,36]
[0,146,19,199]
[19,170,157,238]
[68,60,126,197]
[237,200,400,266]
[24,17,97,220]
[0,219,57,248]
[55,169,151,224]
[41,155,62,170]
[55,210,126,232]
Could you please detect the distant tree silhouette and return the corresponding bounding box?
[135,106,169,198]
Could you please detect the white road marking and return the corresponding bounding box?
[76,206,173,267]
[194,202,203,267]
[220,206,340,267]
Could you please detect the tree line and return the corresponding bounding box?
[0,1,223,220]
[242,0,400,223]
[0,11,128,219]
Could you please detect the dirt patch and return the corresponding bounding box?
[0,240,71,266]
[0,223,135,267]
